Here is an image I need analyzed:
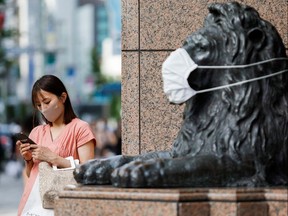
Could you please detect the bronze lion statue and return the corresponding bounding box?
[74,2,288,187]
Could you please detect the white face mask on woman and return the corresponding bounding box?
[41,98,63,123]
[162,48,288,104]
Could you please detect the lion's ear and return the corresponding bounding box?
[248,28,266,50]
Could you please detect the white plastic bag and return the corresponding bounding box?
[21,174,54,216]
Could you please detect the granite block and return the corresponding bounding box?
[210,202,237,216]
[121,51,140,155]
[54,186,288,216]
[55,198,177,216]
[138,0,288,50]
[140,0,212,50]
[139,51,184,153]
[237,202,269,216]
[267,201,288,216]
[178,202,210,216]
[122,0,139,50]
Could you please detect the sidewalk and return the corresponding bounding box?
[0,161,24,216]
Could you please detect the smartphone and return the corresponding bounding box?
[15,133,36,144]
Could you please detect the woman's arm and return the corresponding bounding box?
[52,140,95,167]
[30,144,71,168]
[30,140,95,168]
[17,140,34,177]
[77,140,95,164]
[24,159,34,177]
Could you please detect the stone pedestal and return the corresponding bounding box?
[54,185,287,216]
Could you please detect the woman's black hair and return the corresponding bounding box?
[31,75,77,125]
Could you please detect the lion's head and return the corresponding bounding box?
[172,2,288,186]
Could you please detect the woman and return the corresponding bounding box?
[17,75,96,215]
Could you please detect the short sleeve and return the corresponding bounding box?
[74,119,97,148]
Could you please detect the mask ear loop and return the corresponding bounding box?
[197,57,288,69]
[195,69,288,94]
[194,57,288,94]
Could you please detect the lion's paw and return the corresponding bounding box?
[111,159,165,187]
[74,156,123,185]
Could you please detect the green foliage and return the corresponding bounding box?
[0,29,19,38]
[90,47,121,121]
[91,47,108,86]
[110,94,121,120]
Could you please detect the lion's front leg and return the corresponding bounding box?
[110,157,200,187]
[110,155,257,188]
[111,157,213,188]
[74,151,172,185]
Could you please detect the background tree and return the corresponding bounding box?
[91,47,107,86]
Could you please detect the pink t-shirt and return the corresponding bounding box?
[18,118,96,215]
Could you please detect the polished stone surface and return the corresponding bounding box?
[122,0,288,51]
[139,52,184,153]
[121,52,140,155]
[139,0,287,50]
[55,186,288,216]
[122,0,138,50]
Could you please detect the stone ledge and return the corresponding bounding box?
[54,186,287,216]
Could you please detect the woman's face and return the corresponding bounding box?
[34,89,65,123]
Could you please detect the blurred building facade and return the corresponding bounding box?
[0,0,121,123]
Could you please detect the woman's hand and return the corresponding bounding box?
[17,140,33,161]
[30,144,71,168]
[30,144,57,163]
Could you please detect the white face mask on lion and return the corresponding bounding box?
[162,48,288,104]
